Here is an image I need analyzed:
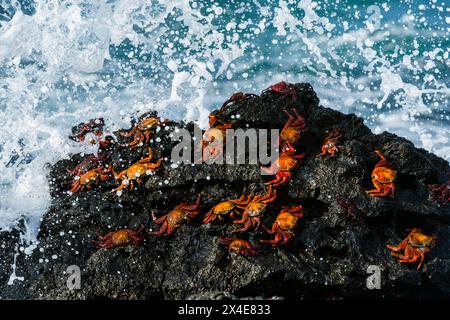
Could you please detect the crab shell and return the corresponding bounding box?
[124,163,152,180]
[278,155,300,172]
[408,230,435,248]
[78,170,102,185]
[244,201,267,217]
[203,127,226,144]
[166,209,190,228]
[275,211,301,230]
[137,117,160,131]
[372,166,397,183]
[228,239,249,253]
[210,201,236,216]
[281,127,302,145]
[110,230,134,246]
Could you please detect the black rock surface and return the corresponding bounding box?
[1,83,449,300]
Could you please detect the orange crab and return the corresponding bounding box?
[262,143,305,186]
[69,166,111,193]
[201,123,231,162]
[203,194,252,224]
[260,206,304,246]
[92,226,146,249]
[219,237,260,256]
[149,194,201,236]
[119,115,167,149]
[386,228,436,270]
[262,81,298,104]
[317,128,342,159]
[366,150,397,197]
[230,186,277,234]
[112,148,162,192]
[280,108,307,148]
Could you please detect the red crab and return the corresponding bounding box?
[336,195,366,225]
[230,186,277,234]
[149,194,201,236]
[119,115,169,149]
[208,92,257,128]
[69,166,111,193]
[262,143,305,186]
[386,228,437,270]
[280,108,307,148]
[260,206,304,246]
[203,194,252,224]
[201,123,232,162]
[92,226,146,249]
[66,136,114,176]
[428,180,450,205]
[262,81,298,104]
[366,150,397,197]
[219,237,260,256]
[69,118,105,143]
[317,128,342,159]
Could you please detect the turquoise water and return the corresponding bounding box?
[0,0,448,233]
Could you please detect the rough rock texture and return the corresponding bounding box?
[1,83,450,300]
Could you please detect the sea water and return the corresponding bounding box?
[0,0,448,239]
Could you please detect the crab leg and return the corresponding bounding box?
[119,126,138,138]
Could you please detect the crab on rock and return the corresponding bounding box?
[280,108,307,148]
[69,118,105,143]
[260,206,304,246]
[262,143,305,186]
[262,81,298,105]
[203,194,252,224]
[69,166,111,193]
[92,226,146,249]
[366,150,397,197]
[317,128,342,159]
[150,194,201,236]
[230,186,277,234]
[112,148,162,192]
[119,115,167,149]
[67,136,114,176]
[386,228,436,270]
[219,237,260,256]
[201,123,231,162]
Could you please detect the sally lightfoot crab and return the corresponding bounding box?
[260,206,304,246]
[262,143,305,186]
[92,226,146,249]
[203,194,252,224]
[386,228,436,270]
[230,186,277,234]
[366,150,397,197]
[69,118,105,143]
[69,166,111,193]
[219,237,260,256]
[317,128,342,159]
[280,108,307,147]
[262,81,298,105]
[112,148,162,192]
[150,194,201,236]
[119,115,168,149]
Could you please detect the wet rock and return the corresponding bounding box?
[1,83,449,299]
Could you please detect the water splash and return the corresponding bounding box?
[0,0,448,235]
